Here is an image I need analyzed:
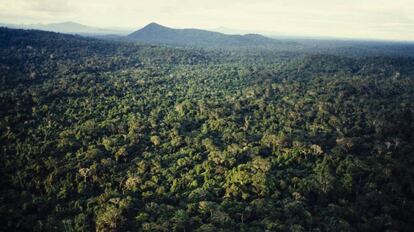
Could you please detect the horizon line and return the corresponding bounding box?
[1,20,414,43]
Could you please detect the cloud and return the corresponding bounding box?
[26,0,72,13]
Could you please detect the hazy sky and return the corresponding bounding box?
[1,0,414,41]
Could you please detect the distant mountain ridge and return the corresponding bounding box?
[0,21,132,35]
[1,21,294,48]
[126,22,294,48]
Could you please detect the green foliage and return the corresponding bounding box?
[1,27,414,231]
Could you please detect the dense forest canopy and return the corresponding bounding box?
[0,27,414,231]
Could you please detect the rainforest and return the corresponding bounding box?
[0,26,414,231]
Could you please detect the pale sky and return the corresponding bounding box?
[1,0,414,41]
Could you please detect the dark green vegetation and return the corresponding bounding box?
[1,27,414,231]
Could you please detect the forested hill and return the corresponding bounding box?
[126,23,296,48]
[1,27,414,231]
[124,23,414,56]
